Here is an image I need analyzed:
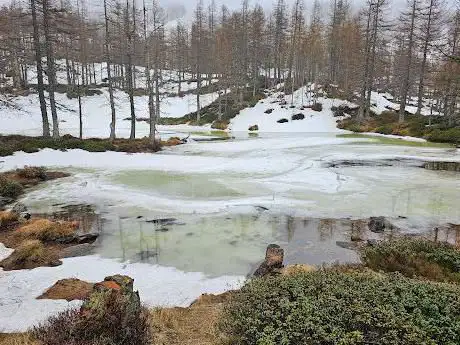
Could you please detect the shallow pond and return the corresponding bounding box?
[7,133,458,276]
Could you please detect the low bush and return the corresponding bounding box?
[34,289,151,345]
[220,270,460,345]
[17,166,47,180]
[211,119,229,130]
[0,176,24,199]
[375,124,393,135]
[361,238,460,283]
[427,128,460,144]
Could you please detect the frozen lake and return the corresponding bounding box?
[1,132,459,331]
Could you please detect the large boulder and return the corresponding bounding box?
[253,244,284,277]
[249,125,259,131]
[11,202,27,214]
[368,217,386,233]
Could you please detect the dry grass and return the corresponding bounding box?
[281,264,316,276]
[0,239,60,271]
[151,293,233,345]
[14,219,78,242]
[38,278,94,302]
[0,211,18,230]
[0,333,39,345]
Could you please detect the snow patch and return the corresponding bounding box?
[0,252,244,332]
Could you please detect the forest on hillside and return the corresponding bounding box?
[0,0,459,141]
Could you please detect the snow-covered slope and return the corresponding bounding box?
[230,86,355,133]
[0,88,220,138]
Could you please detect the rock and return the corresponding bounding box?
[248,125,259,131]
[291,113,305,121]
[311,102,323,112]
[277,118,289,124]
[56,233,99,245]
[146,218,178,225]
[38,278,94,301]
[11,202,27,214]
[253,244,284,277]
[103,274,134,291]
[368,217,386,233]
[155,228,169,232]
[289,105,296,109]
[264,108,274,114]
[81,275,141,321]
[60,243,95,258]
[367,239,382,246]
[19,212,31,220]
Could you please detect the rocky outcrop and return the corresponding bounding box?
[292,113,305,121]
[253,244,284,277]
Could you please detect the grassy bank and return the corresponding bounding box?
[338,111,460,145]
[0,135,168,157]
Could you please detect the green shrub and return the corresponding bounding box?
[0,176,24,199]
[220,271,460,345]
[379,111,399,124]
[427,128,460,144]
[375,124,393,135]
[361,238,460,283]
[34,289,151,345]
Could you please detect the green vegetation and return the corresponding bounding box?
[338,111,460,144]
[0,176,24,199]
[337,133,452,148]
[220,270,460,345]
[361,238,460,283]
[0,135,161,157]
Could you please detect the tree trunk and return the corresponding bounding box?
[399,0,417,123]
[31,0,50,137]
[104,0,116,140]
[416,0,434,116]
[42,0,59,138]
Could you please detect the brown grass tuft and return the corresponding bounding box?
[0,211,18,230]
[151,292,232,345]
[0,333,39,345]
[15,219,77,242]
[0,239,61,270]
[38,278,94,302]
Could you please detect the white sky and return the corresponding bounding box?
[0,0,455,21]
